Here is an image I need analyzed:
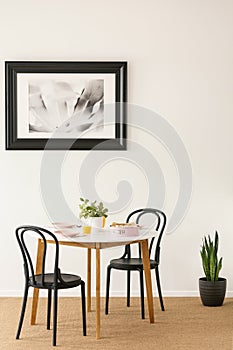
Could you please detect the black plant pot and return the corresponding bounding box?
[199,277,227,307]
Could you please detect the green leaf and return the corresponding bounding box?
[215,257,222,280]
[209,248,216,281]
[200,245,210,281]
[214,231,219,255]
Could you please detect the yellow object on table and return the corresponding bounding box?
[102,217,106,228]
[83,226,92,234]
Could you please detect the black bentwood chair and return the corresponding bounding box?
[105,208,167,319]
[15,226,86,346]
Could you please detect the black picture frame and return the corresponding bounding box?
[5,61,127,150]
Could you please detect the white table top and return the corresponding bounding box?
[47,227,157,249]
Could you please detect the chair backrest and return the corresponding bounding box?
[123,208,167,263]
[16,226,60,287]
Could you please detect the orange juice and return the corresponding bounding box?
[83,226,92,234]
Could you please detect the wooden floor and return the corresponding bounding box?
[1,297,233,350]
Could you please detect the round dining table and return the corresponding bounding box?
[30,227,156,339]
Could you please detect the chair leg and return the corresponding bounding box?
[47,289,52,330]
[16,285,29,339]
[105,265,111,315]
[53,289,58,346]
[127,270,131,307]
[139,270,145,319]
[81,281,87,336]
[155,266,165,311]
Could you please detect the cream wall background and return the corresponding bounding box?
[0,0,233,298]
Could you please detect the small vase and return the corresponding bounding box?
[88,217,105,232]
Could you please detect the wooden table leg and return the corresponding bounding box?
[87,248,92,312]
[141,239,154,323]
[31,238,44,325]
[96,247,100,339]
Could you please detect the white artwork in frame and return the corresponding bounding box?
[17,73,116,139]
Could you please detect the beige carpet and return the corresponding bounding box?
[0,297,233,349]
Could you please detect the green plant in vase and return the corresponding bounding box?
[79,198,108,230]
[199,231,226,306]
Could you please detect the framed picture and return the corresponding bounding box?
[5,61,127,150]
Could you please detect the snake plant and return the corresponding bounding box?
[200,231,223,281]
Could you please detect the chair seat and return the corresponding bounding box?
[109,258,158,270]
[29,273,82,289]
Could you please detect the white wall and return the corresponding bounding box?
[1,0,233,297]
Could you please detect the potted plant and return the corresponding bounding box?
[79,198,108,230]
[199,231,226,306]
